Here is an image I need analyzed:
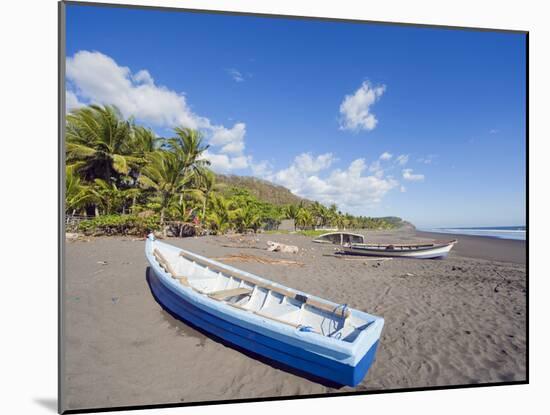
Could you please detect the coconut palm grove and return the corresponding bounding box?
[65,105,403,236]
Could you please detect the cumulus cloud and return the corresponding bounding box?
[368,160,384,178]
[66,90,85,111]
[210,123,246,155]
[402,168,425,182]
[267,153,398,213]
[66,50,249,172]
[396,154,409,165]
[133,69,154,85]
[380,152,393,161]
[250,160,273,177]
[201,151,249,173]
[339,81,386,132]
[293,153,335,174]
[66,51,208,129]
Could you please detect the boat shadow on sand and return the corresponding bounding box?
[145,267,345,389]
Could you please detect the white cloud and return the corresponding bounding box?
[339,81,385,132]
[133,69,154,85]
[66,50,249,172]
[400,185,407,193]
[402,168,425,182]
[380,152,393,161]
[396,154,409,165]
[210,123,246,155]
[66,90,85,111]
[66,50,208,129]
[227,68,244,82]
[368,160,384,178]
[490,128,498,134]
[250,160,273,177]
[294,152,335,174]
[202,151,249,173]
[268,153,398,213]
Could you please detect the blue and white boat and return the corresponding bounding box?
[145,234,384,386]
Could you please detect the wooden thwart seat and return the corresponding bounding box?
[208,287,252,301]
[153,249,189,286]
[226,302,321,333]
[179,250,351,319]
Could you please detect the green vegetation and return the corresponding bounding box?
[78,214,161,236]
[215,175,308,206]
[66,104,403,236]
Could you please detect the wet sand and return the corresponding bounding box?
[62,228,527,411]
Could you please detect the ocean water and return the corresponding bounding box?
[421,226,526,241]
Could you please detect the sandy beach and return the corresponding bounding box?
[62,228,527,411]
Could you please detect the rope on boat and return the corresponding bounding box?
[324,303,349,339]
[298,325,315,332]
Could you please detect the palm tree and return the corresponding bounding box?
[295,208,313,230]
[138,151,192,228]
[93,179,124,215]
[334,214,346,230]
[132,125,160,155]
[311,202,332,228]
[233,204,262,233]
[344,213,356,229]
[122,187,142,214]
[285,204,300,230]
[66,105,139,183]
[65,167,97,216]
[168,200,194,222]
[165,127,211,204]
[309,202,322,228]
[197,169,217,219]
[206,195,235,234]
[327,204,338,226]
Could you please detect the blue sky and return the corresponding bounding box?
[65,4,526,228]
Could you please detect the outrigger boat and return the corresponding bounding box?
[344,240,457,259]
[145,234,384,386]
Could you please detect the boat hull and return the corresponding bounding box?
[147,262,380,387]
[344,242,455,259]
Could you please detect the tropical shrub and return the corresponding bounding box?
[78,214,161,236]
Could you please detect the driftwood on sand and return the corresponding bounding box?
[322,253,393,261]
[266,241,299,254]
[211,253,304,267]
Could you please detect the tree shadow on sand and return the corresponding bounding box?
[145,267,344,389]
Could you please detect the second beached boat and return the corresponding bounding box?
[343,240,457,259]
[313,231,456,259]
[145,234,384,386]
[313,232,366,245]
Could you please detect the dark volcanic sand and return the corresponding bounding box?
[62,228,527,411]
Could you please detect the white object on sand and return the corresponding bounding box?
[266,241,299,254]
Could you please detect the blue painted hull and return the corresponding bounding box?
[147,268,380,387]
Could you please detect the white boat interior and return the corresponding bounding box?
[152,245,373,342]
